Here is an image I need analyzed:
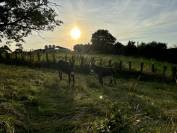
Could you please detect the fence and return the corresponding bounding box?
[0,52,176,82]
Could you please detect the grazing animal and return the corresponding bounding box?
[91,64,117,86]
[57,60,75,86]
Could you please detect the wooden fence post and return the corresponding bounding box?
[65,55,67,62]
[23,52,26,62]
[15,53,18,61]
[21,52,24,61]
[52,52,56,63]
[37,52,41,62]
[6,53,10,60]
[99,58,103,66]
[140,62,144,73]
[172,66,177,82]
[31,52,35,64]
[0,52,2,59]
[151,64,155,73]
[10,53,13,64]
[114,62,119,72]
[163,66,167,78]
[108,59,112,67]
[24,52,27,64]
[5,53,10,64]
[129,61,132,71]
[46,52,49,63]
[70,55,75,64]
[119,61,122,71]
[21,52,25,65]
[80,56,84,66]
[90,57,95,65]
[19,53,22,61]
[29,51,32,63]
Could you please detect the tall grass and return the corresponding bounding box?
[0,55,176,132]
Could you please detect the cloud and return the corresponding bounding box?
[24,0,177,49]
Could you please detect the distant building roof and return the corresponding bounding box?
[44,45,70,52]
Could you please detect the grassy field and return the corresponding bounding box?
[54,52,176,77]
[0,54,177,132]
[3,51,176,77]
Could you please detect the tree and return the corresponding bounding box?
[49,44,52,49]
[137,41,167,59]
[74,44,91,53]
[45,45,48,49]
[0,45,12,54]
[0,0,62,43]
[52,45,56,49]
[91,29,116,53]
[125,41,137,55]
[15,43,23,53]
[114,41,124,54]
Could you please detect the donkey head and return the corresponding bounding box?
[89,62,96,74]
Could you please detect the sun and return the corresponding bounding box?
[70,27,81,40]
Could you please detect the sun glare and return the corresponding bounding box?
[70,27,81,40]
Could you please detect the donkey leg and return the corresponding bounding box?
[58,71,60,78]
[68,74,71,85]
[109,76,113,85]
[72,74,75,87]
[114,77,117,85]
[61,72,63,80]
[60,72,63,80]
[99,76,103,86]
[58,71,62,80]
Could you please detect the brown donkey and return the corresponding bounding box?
[91,64,117,86]
[57,60,75,87]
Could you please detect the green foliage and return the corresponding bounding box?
[0,0,62,43]
[93,105,133,133]
[91,29,116,53]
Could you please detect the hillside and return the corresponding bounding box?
[0,59,177,132]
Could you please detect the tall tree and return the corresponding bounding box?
[114,41,124,54]
[74,44,91,53]
[0,0,62,43]
[125,41,137,55]
[91,29,116,52]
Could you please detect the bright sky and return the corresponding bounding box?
[22,0,177,50]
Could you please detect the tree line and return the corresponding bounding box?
[74,29,177,64]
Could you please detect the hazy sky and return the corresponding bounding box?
[21,0,177,50]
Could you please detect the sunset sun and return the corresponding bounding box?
[70,27,81,40]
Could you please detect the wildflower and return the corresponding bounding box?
[136,119,140,123]
[99,95,103,99]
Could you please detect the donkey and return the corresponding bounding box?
[57,60,75,87]
[91,64,117,86]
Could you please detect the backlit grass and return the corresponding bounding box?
[0,62,177,132]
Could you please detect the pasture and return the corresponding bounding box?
[0,51,176,78]
[0,53,177,132]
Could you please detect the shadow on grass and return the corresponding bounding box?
[117,70,173,84]
[24,77,106,133]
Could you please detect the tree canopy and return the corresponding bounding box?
[91,29,116,52]
[0,0,62,43]
[74,29,177,63]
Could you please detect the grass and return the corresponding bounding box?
[40,52,176,77]
[79,54,176,76]
[0,54,177,132]
[4,52,176,78]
